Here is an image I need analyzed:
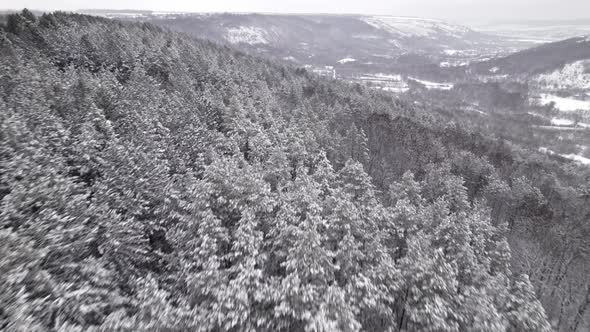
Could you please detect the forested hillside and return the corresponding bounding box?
[1,10,589,331]
[471,35,590,76]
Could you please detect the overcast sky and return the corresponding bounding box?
[4,0,590,22]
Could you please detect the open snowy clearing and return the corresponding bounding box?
[409,77,454,90]
[535,94,590,111]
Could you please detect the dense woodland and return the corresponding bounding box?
[1,10,590,331]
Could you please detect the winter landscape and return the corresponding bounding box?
[1,1,590,331]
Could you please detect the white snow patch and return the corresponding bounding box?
[283,56,297,62]
[548,118,590,128]
[337,58,357,64]
[513,39,551,44]
[409,77,454,90]
[225,26,268,45]
[489,67,500,73]
[561,154,590,165]
[535,126,585,131]
[443,49,460,56]
[536,94,590,112]
[539,147,590,165]
[551,118,575,126]
[378,86,410,93]
[369,73,403,81]
[440,61,469,68]
[353,34,381,40]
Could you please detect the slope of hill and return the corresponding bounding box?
[471,35,590,76]
[1,10,589,331]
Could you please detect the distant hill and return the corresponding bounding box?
[470,36,590,76]
[472,19,590,43]
[80,11,534,79]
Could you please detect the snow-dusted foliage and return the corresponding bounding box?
[534,60,590,90]
[2,9,588,332]
[225,26,269,44]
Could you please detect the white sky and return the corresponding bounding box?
[3,0,590,22]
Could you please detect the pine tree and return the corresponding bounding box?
[506,275,552,332]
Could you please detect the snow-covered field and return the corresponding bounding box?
[337,58,356,64]
[551,118,575,126]
[225,27,268,45]
[535,94,590,111]
[409,77,454,90]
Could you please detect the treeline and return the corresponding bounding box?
[0,10,588,331]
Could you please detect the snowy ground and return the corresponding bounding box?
[539,147,590,165]
[377,86,410,93]
[551,118,575,126]
[534,94,590,112]
[337,58,357,64]
[409,77,454,90]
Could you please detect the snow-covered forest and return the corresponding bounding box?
[1,10,590,331]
